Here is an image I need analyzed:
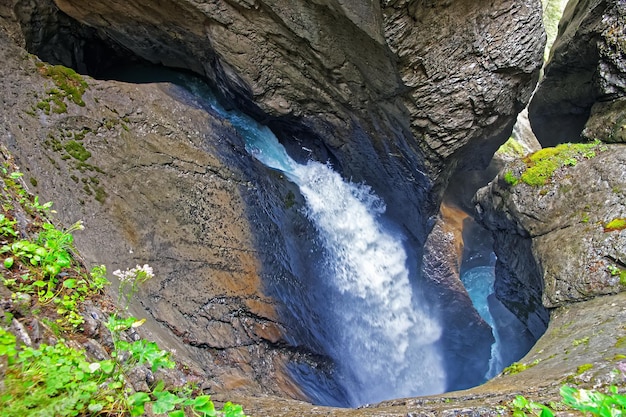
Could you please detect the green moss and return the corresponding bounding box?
[502,359,541,375]
[615,336,626,349]
[29,177,37,187]
[504,171,519,186]
[75,162,104,173]
[576,364,593,375]
[572,336,590,347]
[33,63,88,115]
[36,100,51,114]
[73,129,90,141]
[518,141,601,187]
[613,354,626,361]
[94,186,107,204]
[497,137,526,158]
[604,218,626,232]
[64,140,91,162]
[36,63,88,107]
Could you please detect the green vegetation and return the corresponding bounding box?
[505,141,602,187]
[572,336,590,347]
[604,217,626,232]
[504,170,519,186]
[607,264,626,285]
[561,385,626,417]
[0,155,247,416]
[510,394,555,417]
[510,385,626,417]
[64,140,92,162]
[36,62,88,109]
[497,137,527,158]
[1,317,246,416]
[502,359,541,375]
[576,363,594,374]
[42,130,107,204]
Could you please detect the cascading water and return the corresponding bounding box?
[188,83,445,406]
[241,115,444,406]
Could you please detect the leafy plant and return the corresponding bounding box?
[2,220,84,303]
[561,385,626,416]
[604,218,626,232]
[510,395,554,417]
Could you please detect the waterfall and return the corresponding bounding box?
[199,88,445,406]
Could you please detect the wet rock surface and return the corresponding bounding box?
[422,205,495,392]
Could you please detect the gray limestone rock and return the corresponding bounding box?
[474,144,626,310]
[529,0,626,146]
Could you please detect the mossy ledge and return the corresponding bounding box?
[604,218,626,232]
[34,63,88,114]
[505,141,604,187]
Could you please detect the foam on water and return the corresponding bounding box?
[184,78,446,406]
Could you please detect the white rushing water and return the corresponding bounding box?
[240,114,444,405]
[187,80,445,406]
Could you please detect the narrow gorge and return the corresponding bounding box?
[1,0,625,416]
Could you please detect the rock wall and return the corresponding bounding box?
[422,206,495,391]
[475,145,626,309]
[0,28,312,399]
[5,0,545,243]
[529,0,626,146]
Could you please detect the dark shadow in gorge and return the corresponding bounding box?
[443,158,548,380]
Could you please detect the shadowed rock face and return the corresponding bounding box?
[8,0,545,243]
[529,0,626,146]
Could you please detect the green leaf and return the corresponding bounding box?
[152,390,184,414]
[539,407,554,417]
[221,402,246,417]
[168,411,186,417]
[63,279,77,289]
[4,257,14,268]
[128,391,151,417]
[100,359,116,374]
[88,402,104,412]
[192,395,216,416]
